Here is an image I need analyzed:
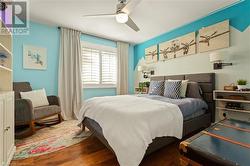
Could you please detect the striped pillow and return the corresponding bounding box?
[164,80,182,99]
[148,80,164,96]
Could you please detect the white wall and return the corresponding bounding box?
[135,27,250,121]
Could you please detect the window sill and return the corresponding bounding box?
[83,85,117,89]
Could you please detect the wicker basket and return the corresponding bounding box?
[224,83,237,91]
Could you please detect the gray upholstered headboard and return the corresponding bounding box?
[151,73,215,122]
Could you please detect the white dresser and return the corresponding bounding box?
[0,92,15,166]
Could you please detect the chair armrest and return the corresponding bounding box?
[47,95,60,106]
[15,99,35,124]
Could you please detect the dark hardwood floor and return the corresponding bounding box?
[11,136,181,166]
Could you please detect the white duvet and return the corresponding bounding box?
[78,95,183,166]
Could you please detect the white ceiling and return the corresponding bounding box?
[30,0,238,44]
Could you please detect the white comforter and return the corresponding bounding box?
[78,95,183,166]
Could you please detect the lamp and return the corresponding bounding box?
[137,65,143,72]
[116,12,128,23]
[137,65,154,78]
[209,52,232,70]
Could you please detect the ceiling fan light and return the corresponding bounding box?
[116,13,128,23]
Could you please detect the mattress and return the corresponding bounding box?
[137,94,208,120]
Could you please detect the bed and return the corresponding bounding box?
[80,73,215,165]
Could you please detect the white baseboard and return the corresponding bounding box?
[5,145,16,166]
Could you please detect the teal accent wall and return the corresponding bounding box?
[134,0,250,68]
[13,22,134,99]
[13,22,60,95]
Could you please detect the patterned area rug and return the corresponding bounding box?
[13,120,91,160]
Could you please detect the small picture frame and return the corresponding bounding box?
[23,45,47,70]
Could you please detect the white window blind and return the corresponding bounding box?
[101,51,117,85]
[81,42,117,88]
[82,48,100,85]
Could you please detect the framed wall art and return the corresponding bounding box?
[199,20,229,53]
[23,45,47,70]
[159,32,196,61]
[145,45,158,64]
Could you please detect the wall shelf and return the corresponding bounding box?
[214,90,250,120]
[214,90,250,94]
[214,98,250,104]
[0,18,13,92]
[216,107,250,114]
[0,65,12,72]
[0,43,12,57]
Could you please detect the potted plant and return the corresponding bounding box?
[237,79,248,90]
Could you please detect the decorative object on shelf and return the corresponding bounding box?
[23,45,47,70]
[209,52,232,70]
[135,82,149,94]
[159,32,196,61]
[137,65,155,78]
[225,102,243,110]
[224,83,237,91]
[237,79,248,90]
[199,20,229,53]
[228,95,246,100]
[0,53,7,66]
[145,45,158,64]
[135,82,150,94]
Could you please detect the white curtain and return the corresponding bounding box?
[117,41,129,95]
[58,27,82,120]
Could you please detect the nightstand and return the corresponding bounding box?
[213,90,250,119]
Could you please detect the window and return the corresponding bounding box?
[81,42,117,88]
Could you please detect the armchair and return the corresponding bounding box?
[13,82,62,138]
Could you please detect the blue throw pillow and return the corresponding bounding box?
[148,80,164,96]
[164,80,182,99]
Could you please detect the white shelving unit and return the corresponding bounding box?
[0,18,15,166]
[213,90,250,118]
[0,19,13,91]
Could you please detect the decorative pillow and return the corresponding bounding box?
[164,80,182,99]
[168,79,189,98]
[186,82,203,99]
[148,80,164,96]
[20,88,49,107]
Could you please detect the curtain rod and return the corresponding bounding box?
[57,26,131,45]
[58,27,116,43]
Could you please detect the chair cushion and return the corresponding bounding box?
[34,105,61,120]
[20,88,49,107]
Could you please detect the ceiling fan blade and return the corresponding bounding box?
[121,0,142,14]
[83,13,116,18]
[125,16,140,32]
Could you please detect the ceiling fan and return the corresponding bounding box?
[83,0,142,32]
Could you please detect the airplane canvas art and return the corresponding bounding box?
[145,45,158,63]
[199,20,230,52]
[159,32,196,61]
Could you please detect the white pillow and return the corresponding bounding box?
[20,88,49,107]
[168,79,189,98]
